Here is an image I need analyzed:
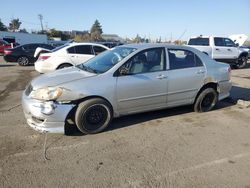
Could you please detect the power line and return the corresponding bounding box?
[38,14,44,31]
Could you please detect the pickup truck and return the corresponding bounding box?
[188,36,248,68]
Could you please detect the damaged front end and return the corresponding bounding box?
[22,84,84,134]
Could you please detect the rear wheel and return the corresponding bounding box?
[75,98,113,134]
[17,56,30,66]
[234,55,247,69]
[57,63,73,69]
[194,88,218,112]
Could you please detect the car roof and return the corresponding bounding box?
[120,43,193,51]
[68,42,109,48]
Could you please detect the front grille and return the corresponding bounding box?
[25,84,33,96]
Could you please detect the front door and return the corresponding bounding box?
[116,48,168,114]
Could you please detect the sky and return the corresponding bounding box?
[1,0,250,41]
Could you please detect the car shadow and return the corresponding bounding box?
[69,85,250,136]
[0,64,16,67]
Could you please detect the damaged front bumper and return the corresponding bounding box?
[22,92,75,134]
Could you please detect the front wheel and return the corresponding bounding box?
[234,55,248,69]
[75,98,113,134]
[17,56,30,66]
[194,88,218,112]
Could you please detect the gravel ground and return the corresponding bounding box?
[0,56,250,188]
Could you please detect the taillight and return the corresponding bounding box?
[4,50,12,55]
[39,56,50,61]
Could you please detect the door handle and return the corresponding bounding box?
[156,74,167,79]
[227,49,232,51]
[215,48,220,51]
[196,70,205,74]
[71,55,75,57]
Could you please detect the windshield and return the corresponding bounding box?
[76,47,137,74]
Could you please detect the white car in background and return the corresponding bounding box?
[35,43,109,73]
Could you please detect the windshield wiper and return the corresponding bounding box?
[80,64,98,74]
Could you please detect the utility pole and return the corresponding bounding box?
[38,14,44,32]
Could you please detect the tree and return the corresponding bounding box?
[74,33,91,42]
[8,18,22,32]
[47,29,70,40]
[0,19,7,31]
[19,28,28,33]
[90,19,103,41]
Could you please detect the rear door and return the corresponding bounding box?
[166,48,205,106]
[213,37,228,60]
[22,44,39,61]
[68,45,94,65]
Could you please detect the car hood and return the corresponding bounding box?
[228,34,248,46]
[31,66,96,89]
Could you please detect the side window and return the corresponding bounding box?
[67,46,75,54]
[224,38,235,47]
[119,48,165,75]
[23,44,33,50]
[195,55,203,67]
[168,49,203,70]
[93,46,107,55]
[32,44,39,50]
[74,45,93,54]
[214,37,225,46]
[188,38,209,46]
[25,44,38,50]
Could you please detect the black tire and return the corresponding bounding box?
[75,98,113,134]
[194,88,218,112]
[57,63,72,69]
[234,55,247,69]
[17,56,30,66]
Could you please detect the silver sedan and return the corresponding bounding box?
[22,44,232,134]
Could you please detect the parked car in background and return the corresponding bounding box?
[0,39,12,55]
[22,44,232,135]
[34,47,52,59]
[3,43,54,66]
[34,43,109,73]
[188,36,248,68]
[100,42,124,48]
[34,40,74,59]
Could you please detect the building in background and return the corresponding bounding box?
[0,31,48,45]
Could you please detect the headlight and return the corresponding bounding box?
[30,87,62,101]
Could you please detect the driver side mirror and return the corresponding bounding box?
[235,43,239,47]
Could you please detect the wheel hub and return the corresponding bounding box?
[86,106,107,125]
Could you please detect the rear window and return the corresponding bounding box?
[188,38,209,46]
[93,45,107,55]
[51,44,69,52]
[75,45,93,54]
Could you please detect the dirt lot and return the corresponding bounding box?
[0,56,250,188]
